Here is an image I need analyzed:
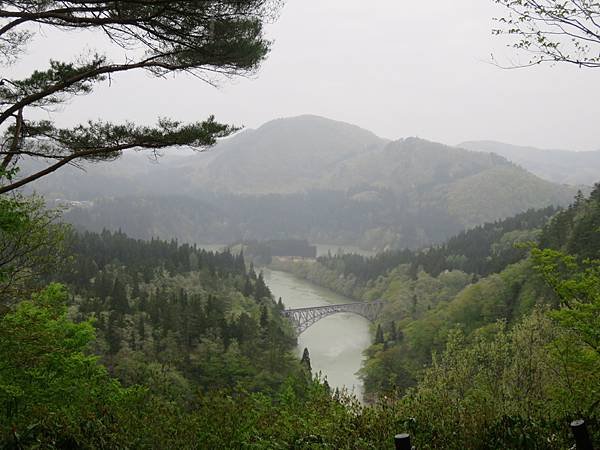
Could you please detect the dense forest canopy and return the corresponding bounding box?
[276,186,600,418]
[48,230,298,396]
[315,205,559,283]
[2,186,599,448]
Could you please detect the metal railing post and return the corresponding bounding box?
[394,433,413,450]
[571,419,594,450]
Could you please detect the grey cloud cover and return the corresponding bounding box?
[7,0,600,151]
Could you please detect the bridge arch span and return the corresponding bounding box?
[282,301,384,334]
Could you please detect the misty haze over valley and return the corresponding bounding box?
[2,1,600,448]
[25,115,592,250]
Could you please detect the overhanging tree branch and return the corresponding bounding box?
[494,0,600,68]
[0,0,282,192]
[0,116,237,194]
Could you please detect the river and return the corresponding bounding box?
[262,268,371,399]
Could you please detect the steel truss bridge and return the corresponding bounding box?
[282,301,384,334]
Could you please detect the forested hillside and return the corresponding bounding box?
[48,230,299,395]
[3,190,598,448]
[274,187,600,405]
[272,205,558,297]
[51,117,579,250]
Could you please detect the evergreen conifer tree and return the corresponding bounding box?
[375,324,384,345]
[243,276,253,297]
[259,304,269,329]
[389,321,398,342]
[138,315,146,341]
[106,311,121,354]
[411,294,418,315]
[301,347,312,373]
[131,281,140,300]
[254,272,270,301]
[110,277,129,313]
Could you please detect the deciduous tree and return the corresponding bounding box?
[0,194,67,306]
[494,0,600,68]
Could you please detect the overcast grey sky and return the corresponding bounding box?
[10,0,600,150]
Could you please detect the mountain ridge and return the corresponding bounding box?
[21,114,583,250]
[459,140,600,185]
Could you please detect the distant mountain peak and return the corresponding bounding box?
[459,140,600,186]
[254,114,385,139]
[30,115,579,252]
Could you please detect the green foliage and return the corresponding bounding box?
[315,205,557,284]
[359,260,555,397]
[0,284,133,448]
[50,229,302,397]
[4,188,599,448]
[356,188,600,446]
[374,324,384,345]
[0,194,68,305]
[3,283,597,449]
[276,189,600,402]
[0,279,405,449]
[400,309,598,449]
[541,183,600,260]
[300,347,312,373]
[2,242,598,449]
[532,248,600,374]
[17,116,236,161]
[0,57,108,106]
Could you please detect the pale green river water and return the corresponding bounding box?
[262,269,371,399]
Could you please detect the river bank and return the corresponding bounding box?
[262,268,371,399]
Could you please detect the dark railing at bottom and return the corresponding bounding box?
[394,418,594,450]
[394,433,413,450]
[571,419,594,450]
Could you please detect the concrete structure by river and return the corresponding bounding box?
[262,269,371,399]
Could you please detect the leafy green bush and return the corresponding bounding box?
[0,284,132,448]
